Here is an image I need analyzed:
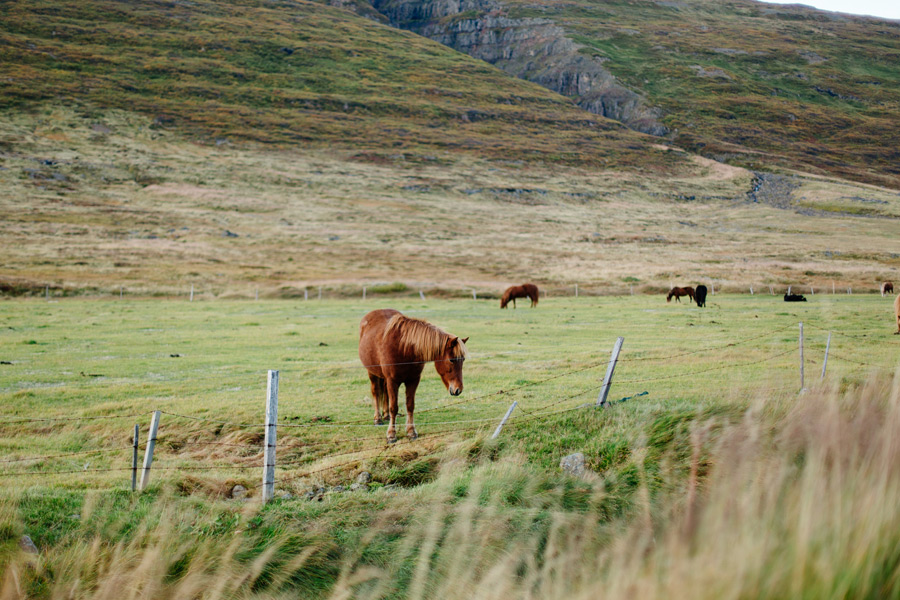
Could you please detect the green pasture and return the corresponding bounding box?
[0,293,897,492]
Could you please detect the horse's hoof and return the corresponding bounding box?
[407,432,418,441]
[375,418,384,425]
[387,436,397,444]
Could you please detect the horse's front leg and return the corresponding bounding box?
[386,379,401,443]
[512,297,516,309]
[404,378,420,441]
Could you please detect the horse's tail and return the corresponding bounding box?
[373,377,388,417]
[532,291,539,306]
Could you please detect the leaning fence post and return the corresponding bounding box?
[419,290,426,300]
[140,411,160,491]
[597,337,625,407]
[262,370,279,504]
[131,424,139,492]
[821,332,831,380]
[491,401,517,439]
[472,289,477,300]
[799,323,805,392]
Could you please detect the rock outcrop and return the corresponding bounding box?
[368,0,667,135]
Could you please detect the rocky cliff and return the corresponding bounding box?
[367,0,668,135]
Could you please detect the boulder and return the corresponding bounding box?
[560,452,586,477]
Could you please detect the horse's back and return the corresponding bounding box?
[359,309,400,371]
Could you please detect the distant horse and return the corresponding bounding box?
[694,285,708,308]
[895,294,900,334]
[500,283,539,309]
[359,309,468,443]
[784,293,807,302]
[667,286,695,303]
[883,282,894,296]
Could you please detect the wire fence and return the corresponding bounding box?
[1,321,896,492]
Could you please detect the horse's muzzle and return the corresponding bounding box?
[449,387,462,396]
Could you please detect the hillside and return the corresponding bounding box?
[368,0,900,188]
[0,0,673,168]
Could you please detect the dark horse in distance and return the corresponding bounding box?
[694,285,708,307]
[359,309,468,443]
[667,286,695,303]
[500,283,539,309]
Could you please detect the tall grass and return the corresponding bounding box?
[5,373,900,598]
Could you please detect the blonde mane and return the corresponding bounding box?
[385,314,468,361]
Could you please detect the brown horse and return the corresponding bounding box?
[895,294,900,334]
[359,309,468,443]
[883,282,894,296]
[667,286,695,303]
[500,283,539,308]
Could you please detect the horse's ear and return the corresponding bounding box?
[446,336,457,349]
[461,337,469,344]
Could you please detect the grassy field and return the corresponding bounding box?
[3,106,900,298]
[1,294,899,596]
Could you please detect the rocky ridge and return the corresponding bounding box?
[366,0,668,135]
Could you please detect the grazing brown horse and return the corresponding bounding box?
[500,283,539,308]
[666,286,695,303]
[894,294,900,334]
[359,309,469,443]
[882,282,894,296]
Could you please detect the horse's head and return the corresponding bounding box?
[499,294,509,309]
[434,336,469,396]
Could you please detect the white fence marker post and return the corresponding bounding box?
[318,286,322,300]
[120,286,124,299]
[821,332,831,380]
[832,281,835,294]
[472,289,477,300]
[630,285,634,296]
[304,288,308,301]
[262,370,279,504]
[711,283,715,295]
[597,337,625,407]
[419,290,425,300]
[810,286,814,295]
[131,424,139,492]
[788,285,792,296]
[491,401,517,439]
[140,411,161,491]
[190,284,194,302]
[799,323,805,392]
[363,286,367,300]
[750,286,754,295]
[45,285,49,301]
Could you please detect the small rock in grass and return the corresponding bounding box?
[19,535,38,554]
[560,453,586,477]
[230,484,247,499]
[355,471,372,484]
[280,492,293,500]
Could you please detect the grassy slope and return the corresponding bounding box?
[500,0,900,188]
[1,295,899,596]
[0,0,666,168]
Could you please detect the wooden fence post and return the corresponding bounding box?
[832,281,835,294]
[575,284,578,297]
[419,290,426,300]
[45,285,49,301]
[318,286,322,300]
[120,286,124,299]
[750,286,754,295]
[711,283,715,295]
[810,286,814,295]
[769,285,774,295]
[190,284,194,302]
[788,285,792,295]
[597,337,625,407]
[304,288,308,301]
[799,323,805,392]
[472,289,477,300]
[262,370,279,504]
[131,424,139,492]
[363,286,367,300]
[491,401,517,439]
[140,411,160,491]
[821,332,831,380]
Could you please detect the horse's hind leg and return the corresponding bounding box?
[404,378,420,441]
[385,379,401,443]
[369,374,385,425]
